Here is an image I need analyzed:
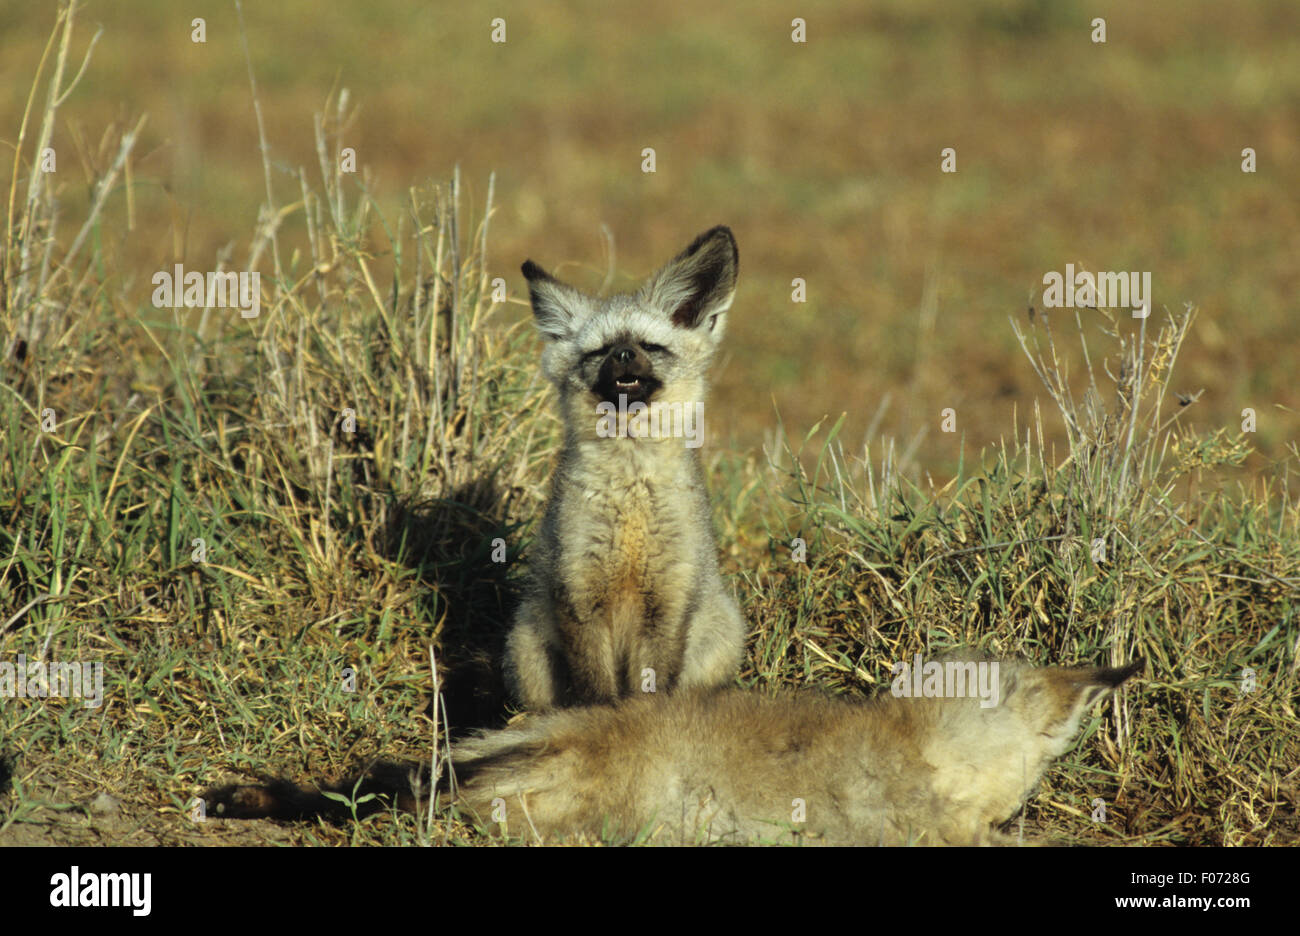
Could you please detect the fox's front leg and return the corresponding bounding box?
[504,596,565,710]
[677,588,746,690]
[556,599,619,703]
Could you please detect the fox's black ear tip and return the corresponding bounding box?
[686,225,734,248]
[684,226,738,265]
[1097,658,1145,687]
[521,259,545,281]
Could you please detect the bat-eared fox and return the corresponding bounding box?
[454,657,1143,845]
[503,226,747,709]
[203,229,1143,849]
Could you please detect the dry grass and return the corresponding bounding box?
[1,4,1296,847]
[744,302,1298,845]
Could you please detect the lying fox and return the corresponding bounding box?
[452,657,1143,845]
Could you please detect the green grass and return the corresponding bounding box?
[0,1,1297,847]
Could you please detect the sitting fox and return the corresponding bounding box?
[453,657,1144,845]
[503,226,747,709]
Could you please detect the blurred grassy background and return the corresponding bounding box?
[3,0,1296,475]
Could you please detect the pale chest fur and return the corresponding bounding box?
[551,441,709,624]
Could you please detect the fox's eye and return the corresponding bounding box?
[642,343,667,354]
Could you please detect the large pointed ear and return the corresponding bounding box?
[640,226,738,334]
[522,260,584,341]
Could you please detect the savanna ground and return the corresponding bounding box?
[0,0,1296,846]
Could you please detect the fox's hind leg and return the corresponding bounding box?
[677,587,745,690]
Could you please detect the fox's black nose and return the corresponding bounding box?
[612,344,636,364]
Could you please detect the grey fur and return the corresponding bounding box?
[504,226,747,709]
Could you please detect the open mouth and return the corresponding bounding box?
[595,372,660,404]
